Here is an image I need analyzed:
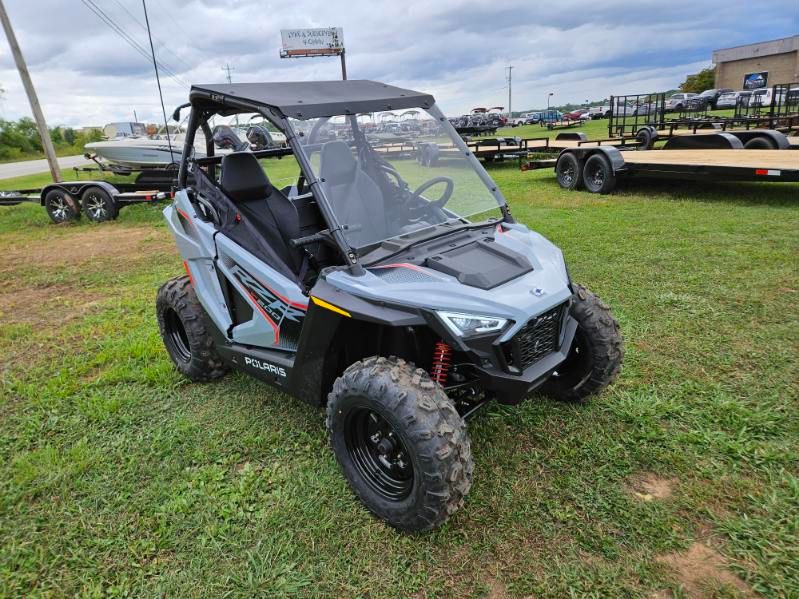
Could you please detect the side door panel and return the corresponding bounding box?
[214,233,307,351]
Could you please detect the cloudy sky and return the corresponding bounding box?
[0,0,796,127]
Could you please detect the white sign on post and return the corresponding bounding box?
[280,28,344,57]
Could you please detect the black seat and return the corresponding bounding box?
[319,141,388,247]
[220,152,304,275]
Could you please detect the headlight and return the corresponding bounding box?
[437,311,508,337]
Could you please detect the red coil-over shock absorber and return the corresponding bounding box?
[430,340,453,385]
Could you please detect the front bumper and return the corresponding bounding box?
[473,312,577,404]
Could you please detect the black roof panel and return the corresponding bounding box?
[189,80,435,119]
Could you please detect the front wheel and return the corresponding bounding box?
[556,152,582,190]
[44,189,80,224]
[541,283,623,402]
[327,356,473,532]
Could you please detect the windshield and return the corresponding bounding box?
[291,108,503,250]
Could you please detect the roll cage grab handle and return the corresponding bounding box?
[175,103,513,277]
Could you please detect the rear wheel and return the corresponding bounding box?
[743,136,776,150]
[582,154,616,194]
[81,186,119,222]
[44,189,80,224]
[635,127,655,150]
[556,152,583,190]
[327,356,473,532]
[541,283,623,402]
[156,276,228,382]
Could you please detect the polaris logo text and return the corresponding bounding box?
[244,356,287,377]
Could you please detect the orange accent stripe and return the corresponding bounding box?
[182,260,195,286]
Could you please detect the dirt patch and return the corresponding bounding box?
[486,578,509,599]
[0,283,103,327]
[656,542,752,597]
[0,225,174,274]
[627,472,676,502]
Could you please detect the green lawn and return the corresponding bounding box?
[0,157,797,597]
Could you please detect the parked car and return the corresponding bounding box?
[538,109,563,124]
[716,90,751,109]
[612,99,656,117]
[588,105,611,119]
[698,88,734,110]
[563,108,588,121]
[510,113,533,126]
[749,87,794,109]
[524,111,543,124]
[665,93,699,112]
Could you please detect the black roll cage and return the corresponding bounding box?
[174,94,514,276]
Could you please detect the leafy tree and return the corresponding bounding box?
[63,127,76,145]
[680,67,715,93]
[50,127,63,145]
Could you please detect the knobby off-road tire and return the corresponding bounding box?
[156,275,228,382]
[326,356,473,532]
[542,283,623,402]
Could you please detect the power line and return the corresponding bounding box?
[109,0,193,71]
[141,0,175,163]
[80,0,187,87]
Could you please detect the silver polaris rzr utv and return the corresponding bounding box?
[156,80,623,532]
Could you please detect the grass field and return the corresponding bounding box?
[0,148,797,597]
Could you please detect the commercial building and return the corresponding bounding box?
[713,35,799,90]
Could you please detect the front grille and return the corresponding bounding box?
[504,304,564,369]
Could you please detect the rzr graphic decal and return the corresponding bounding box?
[229,263,306,348]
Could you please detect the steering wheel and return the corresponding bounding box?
[406,176,454,222]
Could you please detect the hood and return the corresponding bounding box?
[325,223,572,343]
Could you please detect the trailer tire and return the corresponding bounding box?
[743,136,776,150]
[327,356,473,532]
[635,128,655,150]
[81,186,119,222]
[556,153,583,190]
[541,283,623,402]
[156,275,228,382]
[582,154,616,194]
[44,189,80,224]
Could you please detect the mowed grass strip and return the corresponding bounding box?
[0,159,797,597]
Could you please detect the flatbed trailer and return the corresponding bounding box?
[0,166,177,223]
[553,146,799,194]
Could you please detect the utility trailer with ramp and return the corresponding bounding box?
[553,145,799,194]
[609,84,799,150]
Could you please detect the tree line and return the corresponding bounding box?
[0,117,104,161]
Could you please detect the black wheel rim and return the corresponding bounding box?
[164,308,191,363]
[588,163,605,188]
[551,328,593,387]
[559,162,575,186]
[344,407,414,501]
[84,193,106,220]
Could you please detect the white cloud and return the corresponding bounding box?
[0,0,795,126]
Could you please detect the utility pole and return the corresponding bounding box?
[340,49,347,80]
[0,0,62,181]
[506,65,513,119]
